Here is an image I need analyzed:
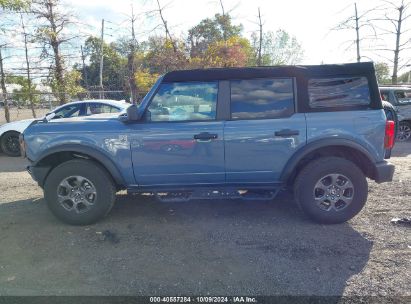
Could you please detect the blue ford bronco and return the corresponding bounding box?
[20,62,395,225]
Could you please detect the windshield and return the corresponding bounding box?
[137,75,164,114]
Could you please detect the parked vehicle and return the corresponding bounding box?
[21,62,395,225]
[0,99,128,156]
[382,100,399,158]
[380,86,411,141]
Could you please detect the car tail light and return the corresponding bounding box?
[384,120,395,149]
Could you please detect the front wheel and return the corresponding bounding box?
[1,131,21,156]
[44,159,116,225]
[397,121,411,142]
[294,157,368,224]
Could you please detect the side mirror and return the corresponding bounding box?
[120,104,141,122]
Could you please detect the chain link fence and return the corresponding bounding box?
[0,91,147,124]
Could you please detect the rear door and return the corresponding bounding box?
[224,78,306,184]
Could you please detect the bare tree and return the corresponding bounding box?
[257,7,263,66]
[98,18,104,98]
[127,5,138,104]
[31,0,78,105]
[80,45,88,90]
[332,3,380,62]
[0,46,10,123]
[374,0,411,84]
[219,0,225,16]
[20,13,36,117]
[155,0,177,53]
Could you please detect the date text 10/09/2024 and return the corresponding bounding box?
[149,297,257,303]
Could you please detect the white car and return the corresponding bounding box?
[0,99,129,156]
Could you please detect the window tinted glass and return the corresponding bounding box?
[87,103,120,115]
[53,104,82,118]
[148,82,217,121]
[308,77,370,108]
[395,91,406,99]
[230,78,294,120]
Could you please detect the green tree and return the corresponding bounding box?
[144,36,188,74]
[375,62,391,84]
[0,0,29,10]
[188,14,242,57]
[32,0,77,105]
[6,75,41,106]
[250,30,304,66]
[49,70,84,100]
[202,36,253,68]
[83,36,127,95]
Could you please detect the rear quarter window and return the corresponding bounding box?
[308,77,370,109]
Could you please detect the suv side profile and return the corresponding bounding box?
[21,62,395,225]
[380,86,411,141]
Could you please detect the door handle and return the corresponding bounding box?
[194,132,218,140]
[275,129,300,137]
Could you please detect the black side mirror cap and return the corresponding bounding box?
[120,104,140,122]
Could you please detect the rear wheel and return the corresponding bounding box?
[1,131,21,157]
[44,159,116,225]
[294,157,368,224]
[397,121,411,142]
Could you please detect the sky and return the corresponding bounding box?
[64,0,409,67]
[2,0,410,76]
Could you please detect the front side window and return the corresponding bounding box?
[230,78,294,120]
[53,104,82,118]
[147,82,218,122]
[308,77,370,108]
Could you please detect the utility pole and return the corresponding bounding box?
[392,4,404,84]
[99,18,105,99]
[21,13,36,118]
[354,3,361,62]
[0,47,10,123]
[257,7,263,66]
[128,5,138,104]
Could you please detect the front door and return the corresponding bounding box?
[130,81,225,186]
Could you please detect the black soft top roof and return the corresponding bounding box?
[162,62,376,82]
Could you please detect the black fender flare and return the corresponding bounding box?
[280,138,378,182]
[33,144,126,187]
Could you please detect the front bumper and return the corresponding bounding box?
[27,165,51,188]
[374,161,395,183]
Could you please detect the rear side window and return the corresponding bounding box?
[230,78,294,120]
[308,77,370,109]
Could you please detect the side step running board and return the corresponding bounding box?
[154,188,281,203]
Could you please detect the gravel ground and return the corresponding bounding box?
[0,143,410,296]
[0,108,49,125]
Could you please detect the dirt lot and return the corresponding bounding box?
[0,108,49,125]
[0,143,410,297]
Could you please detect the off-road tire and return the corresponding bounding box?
[294,157,368,224]
[397,121,411,142]
[44,159,116,225]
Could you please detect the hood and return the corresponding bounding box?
[0,118,36,134]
